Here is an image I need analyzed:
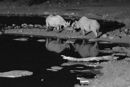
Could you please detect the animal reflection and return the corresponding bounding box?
[74,40,99,57]
[45,38,70,53]
[46,38,99,58]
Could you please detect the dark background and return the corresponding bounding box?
[0,0,129,6]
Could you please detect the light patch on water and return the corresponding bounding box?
[77,77,91,84]
[0,70,33,78]
[47,66,63,72]
[37,39,46,42]
[13,37,28,41]
[61,55,119,61]
[0,31,2,35]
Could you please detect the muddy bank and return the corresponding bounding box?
[1,15,129,44]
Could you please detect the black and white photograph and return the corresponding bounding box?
[0,0,130,87]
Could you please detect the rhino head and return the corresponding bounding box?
[71,21,80,29]
[64,21,70,27]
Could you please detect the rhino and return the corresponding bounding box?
[46,14,70,31]
[72,16,100,37]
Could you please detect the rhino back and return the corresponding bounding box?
[79,18,91,31]
[90,20,100,31]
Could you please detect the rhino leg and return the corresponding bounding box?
[46,22,49,28]
[92,30,97,37]
[81,29,85,35]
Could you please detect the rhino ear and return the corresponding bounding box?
[75,21,78,23]
[71,22,75,27]
[75,21,80,28]
[74,21,77,25]
[68,21,71,25]
[66,21,70,26]
[49,14,52,16]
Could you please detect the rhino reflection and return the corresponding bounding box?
[46,38,70,53]
[45,38,98,57]
[74,40,99,57]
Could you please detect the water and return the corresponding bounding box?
[0,15,126,87]
[0,34,80,87]
[0,34,105,87]
[0,34,107,87]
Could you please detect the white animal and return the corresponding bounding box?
[72,16,100,37]
[46,14,70,30]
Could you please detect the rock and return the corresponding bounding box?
[109,36,114,40]
[102,34,107,38]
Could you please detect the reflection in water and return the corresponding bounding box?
[0,70,33,78]
[0,34,127,87]
[45,37,99,58]
[0,34,125,87]
[45,38,70,53]
[47,66,63,72]
[0,34,105,87]
[13,37,28,41]
[74,40,99,58]
[0,15,129,87]
[1,16,128,87]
